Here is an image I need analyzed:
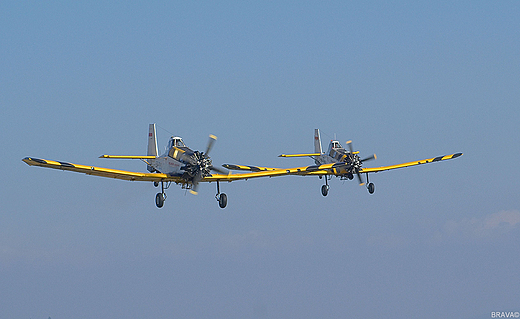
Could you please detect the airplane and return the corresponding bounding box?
[23,124,291,209]
[23,126,462,209]
[223,129,463,197]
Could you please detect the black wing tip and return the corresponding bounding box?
[452,152,463,158]
[23,157,46,164]
[434,153,463,162]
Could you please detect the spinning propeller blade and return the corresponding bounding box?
[355,169,364,186]
[210,166,228,175]
[190,171,203,195]
[360,154,377,163]
[346,140,354,154]
[206,134,217,155]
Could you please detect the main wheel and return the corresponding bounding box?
[367,183,375,194]
[321,185,329,196]
[218,193,227,208]
[155,192,165,208]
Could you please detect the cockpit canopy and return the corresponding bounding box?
[167,136,186,149]
[327,140,344,154]
[331,141,342,149]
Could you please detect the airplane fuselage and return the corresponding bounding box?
[149,155,183,176]
[147,136,205,180]
[314,142,360,170]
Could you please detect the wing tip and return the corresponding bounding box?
[23,157,46,165]
[453,152,463,158]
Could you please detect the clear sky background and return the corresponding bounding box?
[1,1,519,318]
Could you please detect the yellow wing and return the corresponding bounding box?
[360,153,463,173]
[219,152,463,180]
[212,163,331,181]
[23,152,462,185]
[22,157,315,183]
[23,157,181,182]
[204,166,326,181]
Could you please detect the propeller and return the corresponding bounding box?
[189,134,228,195]
[204,134,228,174]
[345,140,376,186]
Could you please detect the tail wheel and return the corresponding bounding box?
[155,192,165,208]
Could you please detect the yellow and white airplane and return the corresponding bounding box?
[23,124,287,209]
[23,126,462,209]
[223,129,463,197]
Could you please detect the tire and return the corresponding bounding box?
[155,193,165,208]
[321,185,329,196]
[218,193,227,208]
[367,183,375,194]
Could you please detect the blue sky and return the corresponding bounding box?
[1,1,519,318]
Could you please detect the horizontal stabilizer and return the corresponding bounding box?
[222,164,279,172]
[99,155,157,159]
[279,153,321,158]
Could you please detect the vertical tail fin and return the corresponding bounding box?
[147,124,158,156]
[314,129,322,154]
[147,124,158,172]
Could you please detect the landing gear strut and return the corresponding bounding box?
[215,180,227,208]
[321,176,330,196]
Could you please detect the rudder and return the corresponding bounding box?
[147,124,158,172]
[314,129,323,154]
